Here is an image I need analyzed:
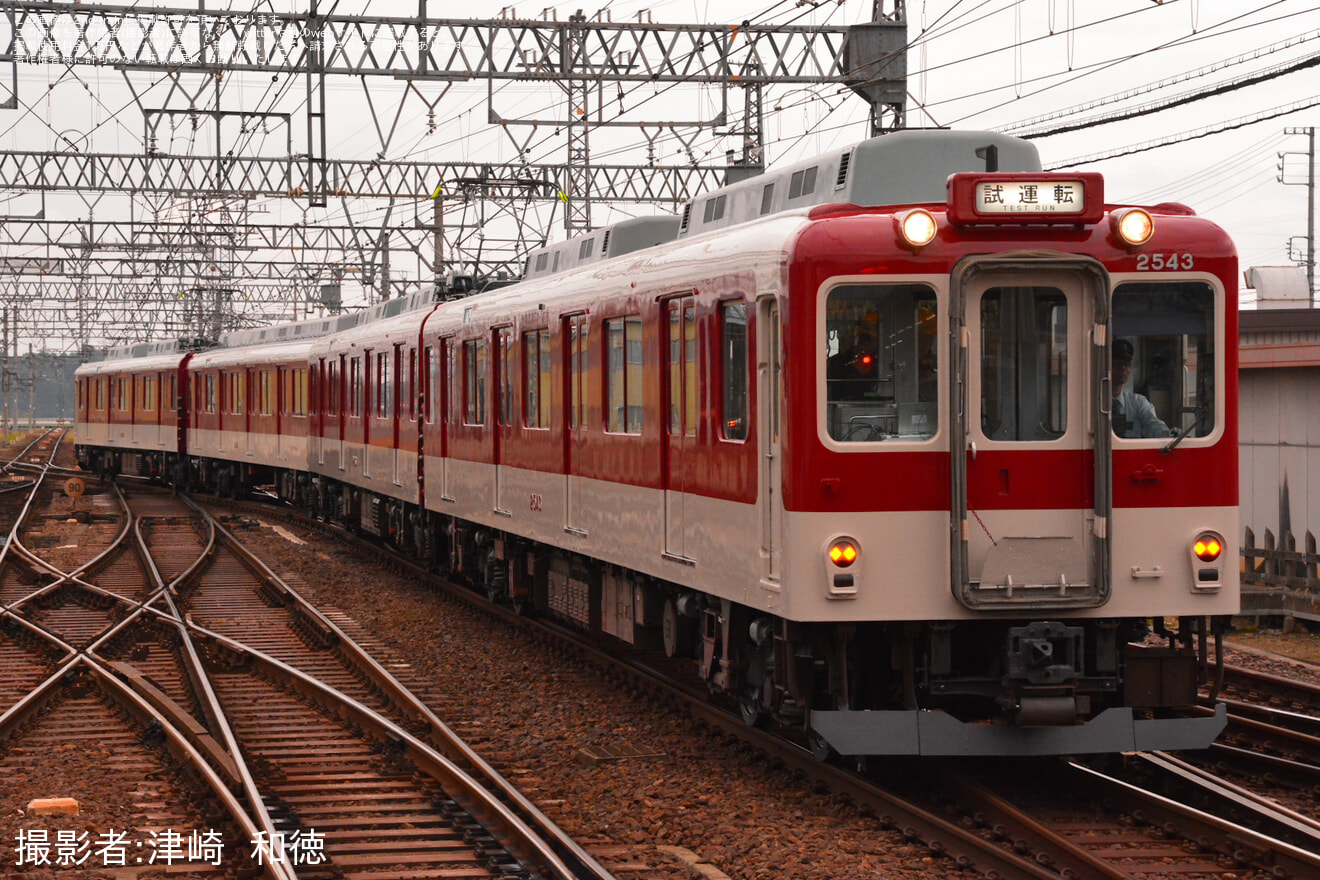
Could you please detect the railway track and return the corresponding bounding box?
[1,477,618,879]
[200,490,1320,880]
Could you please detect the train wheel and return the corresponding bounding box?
[807,730,835,762]
[737,695,768,729]
[662,598,693,658]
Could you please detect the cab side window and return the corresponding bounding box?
[824,284,937,442]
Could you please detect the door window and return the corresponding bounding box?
[980,287,1068,442]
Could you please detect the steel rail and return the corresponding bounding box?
[1205,741,1320,788]
[1,480,292,879]
[1064,759,1320,878]
[82,655,282,880]
[916,768,1131,880]
[188,496,616,880]
[188,621,599,880]
[1220,662,1320,713]
[1142,750,1320,840]
[128,497,299,880]
[0,654,284,880]
[1,476,134,616]
[202,493,1070,880]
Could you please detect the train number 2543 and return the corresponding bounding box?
[1136,253,1193,271]
[529,493,543,512]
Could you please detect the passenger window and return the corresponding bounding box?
[825,284,938,442]
[568,319,587,430]
[606,315,643,434]
[1112,282,1216,440]
[524,329,551,429]
[497,330,515,427]
[667,300,697,438]
[376,354,390,418]
[463,339,486,425]
[981,287,1067,442]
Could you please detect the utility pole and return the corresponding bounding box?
[1281,127,1315,305]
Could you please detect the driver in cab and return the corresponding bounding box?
[1111,338,1172,439]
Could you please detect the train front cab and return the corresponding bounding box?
[779,183,1237,756]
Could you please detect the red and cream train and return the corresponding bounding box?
[76,130,1238,756]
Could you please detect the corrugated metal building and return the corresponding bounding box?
[1238,307,1320,546]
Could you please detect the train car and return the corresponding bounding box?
[186,339,313,499]
[305,292,436,537]
[406,131,1236,756]
[75,129,1239,757]
[74,340,192,480]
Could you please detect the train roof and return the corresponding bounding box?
[77,350,190,376]
[677,129,1039,238]
[80,131,1046,361]
[217,289,436,349]
[190,337,322,368]
[95,337,207,363]
[521,215,683,282]
[518,130,1040,284]
[427,211,811,332]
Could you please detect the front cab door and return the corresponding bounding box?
[951,257,1111,611]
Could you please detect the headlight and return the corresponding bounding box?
[896,209,938,249]
[1111,207,1154,247]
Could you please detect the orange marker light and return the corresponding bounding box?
[1193,535,1223,562]
[828,539,859,567]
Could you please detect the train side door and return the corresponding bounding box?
[439,337,455,502]
[394,344,407,488]
[338,354,348,471]
[313,358,326,466]
[950,259,1110,611]
[494,328,513,515]
[563,315,587,535]
[663,296,697,562]
[759,298,782,583]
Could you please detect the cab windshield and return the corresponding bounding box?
[824,283,938,442]
[1111,281,1216,441]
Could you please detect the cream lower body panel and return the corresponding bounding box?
[311,438,418,506]
[75,422,109,448]
[419,454,1240,625]
[93,423,175,453]
[424,455,763,603]
[189,430,310,476]
[1108,504,1238,617]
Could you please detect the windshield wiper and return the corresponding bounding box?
[1160,419,1196,455]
